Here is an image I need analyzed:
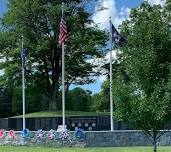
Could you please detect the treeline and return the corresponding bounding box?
[0,86,110,118]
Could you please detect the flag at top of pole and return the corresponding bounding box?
[111,23,125,45]
[58,7,68,45]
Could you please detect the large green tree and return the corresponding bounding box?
[91,81,110,112]
[66,87,92,111]
[113,2,171,152]
[0,86,13,117]
[0,0,107,111]
[12,86,48,114]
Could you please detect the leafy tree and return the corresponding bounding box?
[0,0,107,111]
[12,86,48,114]
[165,0,171,20]
[113,2,171,152]
[66,87,92,111]
[91,81,109,112]
[0,86,13,117]
[91,60,120,112]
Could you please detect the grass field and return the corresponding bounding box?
[0,146,171,152]
[12,111,109,118]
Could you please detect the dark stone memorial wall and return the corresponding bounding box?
[1,116,170,131]
[69,116,98,131]
[0,116,112,131]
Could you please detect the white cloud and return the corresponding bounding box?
[89,49,118,82]
[104,49,117,61]
[0,69,4,76]
[147,0,166,6]
[92,0,116,29]
[0,57,5,76]
[92,0,130,30]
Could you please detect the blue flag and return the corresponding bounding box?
[21,48,26,66]
[111,24,126,45]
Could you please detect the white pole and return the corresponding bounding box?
[62,43,65,129]
[109,17,114,131]
[22,36,26,130]
[62,3,65,130]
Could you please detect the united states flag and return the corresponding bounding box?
[58,16,67,45]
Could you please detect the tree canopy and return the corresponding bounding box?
[113,1,171,152]
[0,0,107,111]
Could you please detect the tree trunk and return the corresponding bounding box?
[153,130,157,152]
[49,95,56,111]
[49,94,58,111]
[49,85,58,111]
[153,141,157,152]
[51,93,57,111]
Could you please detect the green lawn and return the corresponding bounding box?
[0,146,171,152]
[12,111,109,118]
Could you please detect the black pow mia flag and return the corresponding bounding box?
[111,24,126,45]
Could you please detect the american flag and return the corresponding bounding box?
[58,16,67,45]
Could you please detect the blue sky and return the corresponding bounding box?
[115,0,143,9]
[0,0,7,18]
[0,0,165,94]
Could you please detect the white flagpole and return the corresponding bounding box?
[62,43,65,129]
[109,17,114,131]
[62,2,65,130]
[22,35,26,130]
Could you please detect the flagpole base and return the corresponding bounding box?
[57,125,67,132]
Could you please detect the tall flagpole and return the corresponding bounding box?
[61,2,65,130]
[22,35,26,130]
[109,17,114,131]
